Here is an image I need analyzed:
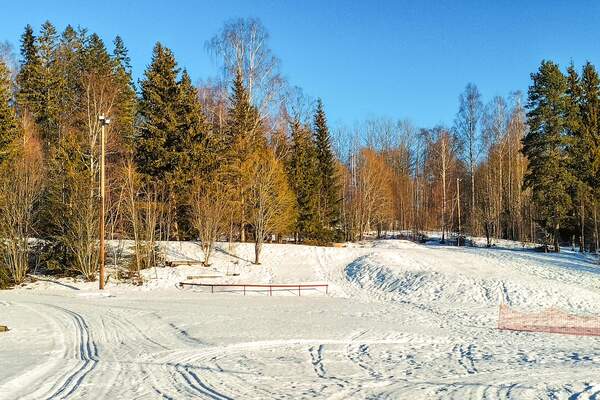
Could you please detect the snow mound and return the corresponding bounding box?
[342,245,600,315]
[344,254,501,306]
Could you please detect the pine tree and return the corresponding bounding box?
[0,60,18,162]
[288,118,321,241]
[523,60,574,252]
[135,42,180,178]
[313,99,340,240]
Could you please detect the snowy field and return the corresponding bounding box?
[2,239,600,399]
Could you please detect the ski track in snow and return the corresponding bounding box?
[2,239,600,399]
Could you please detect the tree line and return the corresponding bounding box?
[0,19,340,286]
[333,61,600,254]
[333,93,532,247]
[0,18,599,287]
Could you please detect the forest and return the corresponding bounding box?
[0,18,599,287]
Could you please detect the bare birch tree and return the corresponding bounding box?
[121,160,164,278]
[0,117,44,284]
[206,18,285,121]
[455,83,482,236]
[190,177,229,266]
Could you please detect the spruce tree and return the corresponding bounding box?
[580,62,600,192]
[565,63,588,251]
[81,33,112,72]
[36,21,61,143]
[223,70,264,241]
[177,69,209,177]
[53,25,85,134]
[565,63,584,179]
[0,60,18,162]
[288,118,321,241]
[113,35,132,75]
[16,25,44,119]
[523,60,574,251]
[135,42,180,178]
[225,70,263,154]
[111,35,137,150]
[313,99,340,240]
[137,44,212,239]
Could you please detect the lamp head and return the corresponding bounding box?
[99,115,111,126]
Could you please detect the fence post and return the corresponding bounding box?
[211,285,213,294]
[269,286,272,296]
[244,285,246,296]
[298,286,301,296]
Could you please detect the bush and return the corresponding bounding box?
[0,267,9,289]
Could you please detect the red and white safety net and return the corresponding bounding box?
[498,303,600,337]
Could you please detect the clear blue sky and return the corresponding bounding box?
[1,0,599,128]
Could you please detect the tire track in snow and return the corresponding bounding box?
[346,343,383,380]
[10,303,101,400]
[309,345,326,378]
[97,309,169,399]
[173,364,233,400]
[100,309,236,400]
[453,344,478,375]
[43,305,99,400]
[155,338,421,399]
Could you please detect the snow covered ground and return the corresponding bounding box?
[1,239,600,399]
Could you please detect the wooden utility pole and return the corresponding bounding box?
[99,115,110,290]
[580,198,585,253]
[457,178,461,247]
[594,203,599,261]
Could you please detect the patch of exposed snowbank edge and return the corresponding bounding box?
[343,254,500,307]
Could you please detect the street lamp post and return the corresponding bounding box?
[98,114,110,290]
[456,178,461,247]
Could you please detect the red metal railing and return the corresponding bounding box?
[179,282,329,296]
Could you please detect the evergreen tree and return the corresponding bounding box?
[111,35,137,150]
[0,60,18,161]
[313,99,340,240]
[36,21,61,143]
[177,69,209,177]
[223,70,264,241]
[565,63,588,251]
[580,62,600,192]
[288,118,321,241]
[173,69,211,237]
[565,63,584,180]
[225,70,263,154]
[54,25,85,132]
[135,42,180,178]
[81,33,112,72]
[136,44,212,239]
[523,60,574,252]
[16,25,44,119]
[113,35,132,75]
